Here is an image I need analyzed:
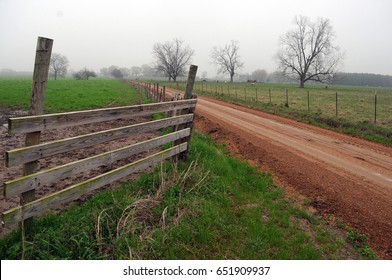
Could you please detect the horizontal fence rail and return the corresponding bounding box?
[6,114,193,167]
[2,143,188,226]
[3,129,190,199]
[2,99,197,226]
[8,99,197,135]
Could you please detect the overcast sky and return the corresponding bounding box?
[1,0,391,77]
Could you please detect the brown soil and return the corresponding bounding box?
[0,109,159,236]
[194,96,392,259]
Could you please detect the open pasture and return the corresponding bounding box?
[0,78,145,113]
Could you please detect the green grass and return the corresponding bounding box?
[0,78,147,113]
[0,131,369,260]
[161,81,391,146]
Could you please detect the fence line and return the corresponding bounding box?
[2,99,196,226]
[186,82,391,125]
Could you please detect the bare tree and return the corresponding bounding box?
[73,68,96,80]
[276,15,344,88]
[211,40,244,82]
[152,38,194,82]
[49,53,69,80]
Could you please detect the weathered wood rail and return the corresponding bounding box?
[2,99,197,226]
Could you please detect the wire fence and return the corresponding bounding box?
[166,82,392,126]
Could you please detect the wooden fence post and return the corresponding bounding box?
[153,83,156,101]
[184,65,198,100]
[285,89,289,107]
[269,88,271,103]
[156,83,159,102]
[22,36,53,227]
[307,90,310,111]
[179,65,198,161]
[335,92,338,117]
[256,88,258,102]
[374,91,377,123]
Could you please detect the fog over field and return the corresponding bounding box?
[0,0,391,76]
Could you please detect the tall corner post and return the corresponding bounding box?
[22,37,53,229]
[179,65,198,161]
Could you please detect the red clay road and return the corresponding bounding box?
[194,96,392,259]
[142,84,392,258]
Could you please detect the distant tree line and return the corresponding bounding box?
[99,64,167,79]
[332,73,392,87]
[233,69,292,84]
[222,70,392,88]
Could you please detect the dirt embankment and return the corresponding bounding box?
[195,96,392,259]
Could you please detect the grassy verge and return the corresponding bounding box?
[0,78,147,113]
[0,131,371,260]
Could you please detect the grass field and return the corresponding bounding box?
[0,78,146,113]
[160,81,392,146]
[0,79,374,259]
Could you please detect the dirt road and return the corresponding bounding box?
[194,96,392,258]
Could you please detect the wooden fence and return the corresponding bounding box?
[2,98,197,226]
[132,81,183,102]
[1,37,198,229]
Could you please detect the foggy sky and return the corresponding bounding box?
[1,0,391,77]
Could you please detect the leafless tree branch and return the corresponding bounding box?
[152,38,194,82]
[49,53,69,80]
[276,15,345,87]
[211,40,244,82]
